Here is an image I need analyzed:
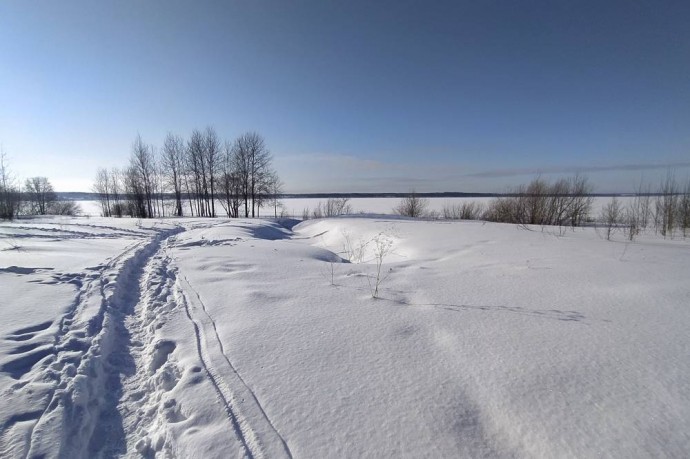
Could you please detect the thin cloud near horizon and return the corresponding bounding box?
[464,161,690,178]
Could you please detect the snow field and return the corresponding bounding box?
[1,215,689,457]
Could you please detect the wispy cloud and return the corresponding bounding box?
[464,161,690,178]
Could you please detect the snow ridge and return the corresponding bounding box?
[176,274,292,459]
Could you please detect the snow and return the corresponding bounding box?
[1,215,689,457]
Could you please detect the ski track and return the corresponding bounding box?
[175,272,292,459]
[2,224,292,458]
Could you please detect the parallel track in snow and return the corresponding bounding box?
[176,273,292,459]
[2,223,290,458]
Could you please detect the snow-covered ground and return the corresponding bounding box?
[1,215,689,457]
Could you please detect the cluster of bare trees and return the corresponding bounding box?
[483,175,593,227]
[0,149,78,220]
[94,129,282,219]
[24,177,57,215]
[601,174,690,240]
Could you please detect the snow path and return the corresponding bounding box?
[1,220,293,458]
[14,226,184,458]
[99,234,186,457]
[176,274,292,459]
[0,236,145,457]
[108,229,291,458]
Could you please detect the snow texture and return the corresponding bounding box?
[1,215,689,458]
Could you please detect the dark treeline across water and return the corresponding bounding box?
[57,191,670,201]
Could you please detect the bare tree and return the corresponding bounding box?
[624,179,652,241]
[130,134,156,218]
[231,136,250,217]
[24,177,57,215]
[267,172,284,218]
[151,149,166,217]
[248,133,272,218]
[0,150,21,220]
[395,191,428,218]
[566,174,593,227]
[218,141,242,218]
[187,129,207,216]
[679,179,690,238]
[232,132,272,217]
[162,133,185,216]
[600,196,622,240]
[109,168,124,217]
[204,127,221,217]
[124,164,147,218]
[93,168,111,217]
[655,171,678,238]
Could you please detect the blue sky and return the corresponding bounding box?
[1,0,688,193]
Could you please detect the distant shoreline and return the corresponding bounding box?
[57,191,667,201]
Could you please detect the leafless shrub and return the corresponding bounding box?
[679,179,690,237]
[623,180,652,241]
[366,233,393,299]
[394,192,428,218]
[484,175,593,228]
[442,201,484,220]
[426,209,441,220]
[600,197,622,240]
[341,230,367,264]
[655,172,679,238]
[309,198,352,219]
[50,200,82,216]
[325,197,352,216]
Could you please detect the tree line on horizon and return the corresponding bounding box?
[92,128,282,219]
[2,141,688,240]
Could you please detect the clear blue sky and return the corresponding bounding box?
[1,0,688,193]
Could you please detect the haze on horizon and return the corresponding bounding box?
[1,0,689,194]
